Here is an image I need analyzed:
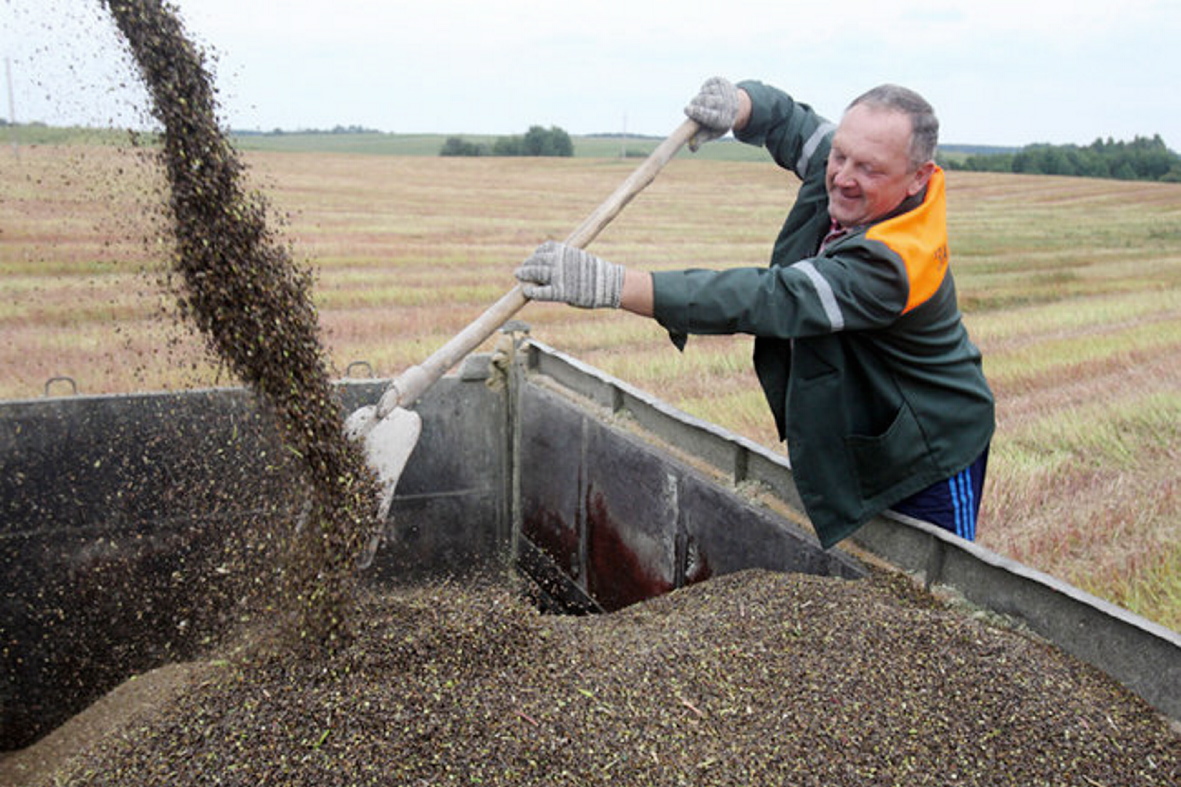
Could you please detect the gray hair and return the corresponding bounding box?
[848,84,939,170]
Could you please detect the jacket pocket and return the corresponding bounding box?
[844,404,932,499]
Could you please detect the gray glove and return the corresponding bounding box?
[515,241,624,309]
[684,76,739,151]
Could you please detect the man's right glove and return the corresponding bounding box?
[684,76,740,151]
[514,241,624,309]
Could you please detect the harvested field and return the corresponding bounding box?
[3,569,1178,786]
[5,143,1178,629]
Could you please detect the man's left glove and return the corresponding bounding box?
[514,240,624,309]
[684,76,739,151]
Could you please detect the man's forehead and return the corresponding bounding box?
[833,104,912,151]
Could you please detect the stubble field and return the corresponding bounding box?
[2,141,1179,631]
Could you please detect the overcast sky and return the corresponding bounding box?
[4,0,1180,149]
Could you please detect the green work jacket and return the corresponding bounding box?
[651,81,995,548]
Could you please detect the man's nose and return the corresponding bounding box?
[831,160,856,187]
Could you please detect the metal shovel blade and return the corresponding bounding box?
[359,405,422,518]
[345,404,422,569]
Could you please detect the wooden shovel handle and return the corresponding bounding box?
[376,117,701,417]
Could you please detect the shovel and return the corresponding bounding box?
[344,117,702,532]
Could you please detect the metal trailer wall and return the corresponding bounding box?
[1,387,297,749]
[516,340,1181,723]
[0,370,508,750]
[2,340,1178,749]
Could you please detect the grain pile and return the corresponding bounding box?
[5,569,1175,786]
[101,0,381,652]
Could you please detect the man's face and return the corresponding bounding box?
[825,103,934,228]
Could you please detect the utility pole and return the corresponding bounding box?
[5,56,17,158]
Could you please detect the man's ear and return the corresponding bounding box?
[907,160,937,196]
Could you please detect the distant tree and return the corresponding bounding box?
[1112,161,1138,180]
[439,126,574,158]
[492,135,523,156]
[522,125,574,157]
[439,136,488,156]
[547,126,575,156]
[947,152,1014,172]
[948,134,1181,182]
[329,124,379,135]
[472,126,575,158]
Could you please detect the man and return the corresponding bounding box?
[514,77,995,549]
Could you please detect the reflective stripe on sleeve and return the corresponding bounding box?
[790,260,845,332]
[797,122,836,177]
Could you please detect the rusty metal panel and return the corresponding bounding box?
[581,415,680,611]
[515,372,865,614]
[516,383,585,592]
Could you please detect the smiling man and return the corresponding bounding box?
[515,78,995,549]
[827,98,936,228]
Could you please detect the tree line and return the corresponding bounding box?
[943,135,1181,182]
[439,125,573,157]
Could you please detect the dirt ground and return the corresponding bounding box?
[3,568,1178,787]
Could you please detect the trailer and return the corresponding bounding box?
[2,336,1178,751]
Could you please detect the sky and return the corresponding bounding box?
[4,0,1181,149]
